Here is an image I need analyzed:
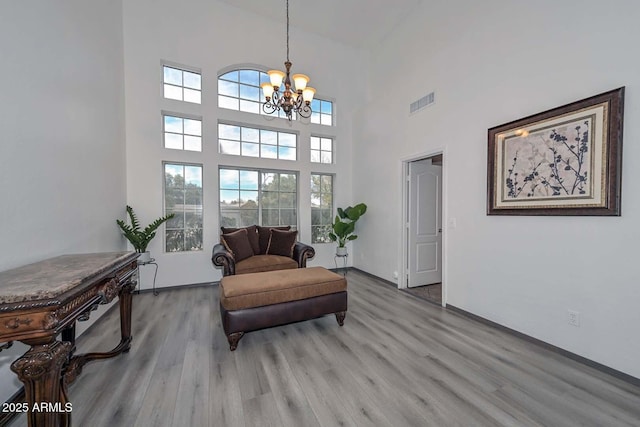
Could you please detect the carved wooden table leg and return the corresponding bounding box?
[11,338,72,427]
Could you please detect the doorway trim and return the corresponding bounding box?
[400,148,448,307]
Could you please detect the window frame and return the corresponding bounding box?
[218,166,299,230]
[310,173,334,244]
[310,98,334,126]
[310,135,334,164]
[162,62,202,104]
[163,161,204,253]
[218,121,298,161]
[162,111,203,152]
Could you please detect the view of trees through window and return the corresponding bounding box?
[219,168,297,229]
[311,174,333,243]
[164,163,203,251]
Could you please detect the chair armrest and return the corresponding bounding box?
[212,243,235,276]
[293,242,315,268]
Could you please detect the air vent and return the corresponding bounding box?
[410,91,435,114]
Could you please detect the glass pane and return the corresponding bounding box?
[220,212,239,228]
[262,145,277,159]
[185,211,203,228]
[280,192,296,208]
[240,190,258,207]
[239,84,260,101]
[278,146,296,161]
[279,133,296,147]
[164,133,183,150]
[239,210,258,226]
[321,113,332,126]
[262,209,279,226]
[166,211,184,228]
[261,191,278,208]
[311,208,321,225]
[164,84,182,101]
[218,95,239,110]
[164,116,183,133]
[239,100,260,114]
[280,209,296,226]
[261,173,277,190]
[183,88,201,104]
[241,127,259,142]
[185,189,203,206]
[239,70,260,86]
[184,119,201,136]
[220,190,240,207]
[183,136,201,152]
[165,188,184,209]
[259,72,270,85]
[185,228,203,251]
[220,71,239,82]
[219,169,239,189]
[240,170,259,190]
[311,99,321,111]
[321,151,332,164]
[260,130,277,145]
[218,80,238,97]
[321,100,332,115]
[184,166,202,187]
[163,66,182,85]
[219,139,240,155]
[279,174,296,191]
[310,137,320,150]
[183,71,201,90]
[165,164,184,186]
[310,112,320,124]
[219,124,240,140]
[321,209,332,223]
[321,138,332,151]
[166,230,185,252]
[321,175,332,192]
[310,150,320,163]
[310,176,321,193]
[242,142,259,157]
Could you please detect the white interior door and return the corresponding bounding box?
[408,158,442,287]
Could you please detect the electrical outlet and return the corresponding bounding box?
[392,271,398,279]
[568,310,580,327]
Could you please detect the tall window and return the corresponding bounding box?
[311,174,333,243]
[218,123,296,160]
[163,114,202,151]
[310,136,333,164]
[163,65,201,104]
[218,69,292,120]
[219,168,297,229]
[310,98,333,126]
[164,163,203,251]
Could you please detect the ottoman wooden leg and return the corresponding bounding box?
[226,332,244,351]
[335,311,346,326]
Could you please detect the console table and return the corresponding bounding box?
[0,251,139,427]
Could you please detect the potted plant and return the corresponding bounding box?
[116,205,174,263]
[329,203,367,256]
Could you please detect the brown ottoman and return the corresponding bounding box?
[219,266,347,350]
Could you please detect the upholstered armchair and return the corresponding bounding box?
[211,225,315,277]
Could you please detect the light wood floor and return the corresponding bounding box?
[11,270,640,427]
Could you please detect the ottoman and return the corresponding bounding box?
[219,266,347,350]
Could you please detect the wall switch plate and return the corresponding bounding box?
[568,310,580,327]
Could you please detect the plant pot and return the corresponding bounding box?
[336,247,348,257]
[137,251,151,263]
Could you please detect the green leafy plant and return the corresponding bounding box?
[329,203,367,247]
[116,205,175,253]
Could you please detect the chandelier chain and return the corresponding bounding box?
[286,0,290,62]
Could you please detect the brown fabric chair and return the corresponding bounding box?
[211,225,315,276]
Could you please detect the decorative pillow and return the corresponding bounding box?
[221,225,259,255]
[266,229,298,258]
[257,225,291,254]
[220,229,254,262]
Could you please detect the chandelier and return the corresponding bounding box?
[261,0,315,121]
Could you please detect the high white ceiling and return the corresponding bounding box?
[217,0,423,49]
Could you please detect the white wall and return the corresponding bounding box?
[122,0,367,289]
[354,0,640,378]
[0,0,126,401]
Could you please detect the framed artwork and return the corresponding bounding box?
[487,87,624,216]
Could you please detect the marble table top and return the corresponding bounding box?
[0,252,138,304]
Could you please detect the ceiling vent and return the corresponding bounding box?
[410,91,435,114]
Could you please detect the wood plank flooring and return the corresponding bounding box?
[10,270,640,426]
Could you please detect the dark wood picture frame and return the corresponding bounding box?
[487,87,624,216]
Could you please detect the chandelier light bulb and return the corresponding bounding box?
[302,87,316,103]
[261,82,274,99]
[292,74,309,92]
[267,70,285,89]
